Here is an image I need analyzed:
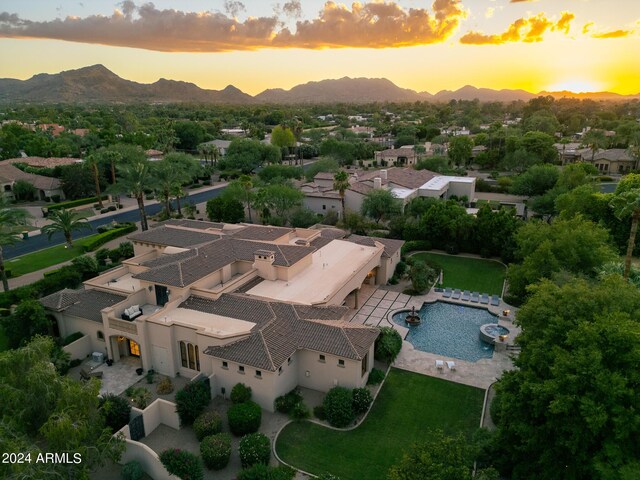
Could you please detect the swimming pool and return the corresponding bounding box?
[392,301,499,362]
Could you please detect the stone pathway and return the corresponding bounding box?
[348,289,411,327]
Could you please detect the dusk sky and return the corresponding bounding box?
[0,1,638,95]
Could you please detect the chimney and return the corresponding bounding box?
[253,249,277,281]
[380,169,387,180]
[374,177,382,189]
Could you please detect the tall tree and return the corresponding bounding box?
[113,151,152,231]
[239,175,254,223]
[255,184,303,222]
[448,136,474,167]
[0,197,31,291]
[583,129,608,162]
[41,209,92,247]
[84,153,104,208]
[610,188,640,279]
[152,153,199,217]
[361,189,402,224]
[333,171,350,220]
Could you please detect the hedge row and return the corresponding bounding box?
[48,195,108,211]
[81,223,137,252]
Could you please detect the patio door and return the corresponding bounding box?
[155,285,169,306]
[128,340,140,357]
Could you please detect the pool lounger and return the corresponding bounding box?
[452,289,461,299]
[442,288,452,298]
[461,290,471,301]
[436,360,444,371]
[490,295,500,306]
[446,361,456,371]
[470,292,480,303]
[480,294,490,304]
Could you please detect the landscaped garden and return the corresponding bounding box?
[275,368,485,480]
[412,252,506,295]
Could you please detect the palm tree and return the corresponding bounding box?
[333,171,350,220]
[152,153,199,217]
[611,188,640,279]
[0,197,32,291]
[114,155,152,231]
[239,175,254,223]
[84,154,103,208]
[41,209,92,247]
[583,129,608,163]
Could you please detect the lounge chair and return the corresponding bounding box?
[442,288,452,298]
[435,360,444,371]
[446,361,456,371]
[80,368,103,380]
[490,295,500,306]
[452,289,461,299]
[461,290,471,301]
[470,292,480,303]
[480,294,490,305]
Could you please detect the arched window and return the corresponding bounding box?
[97,331,104,340]
[180,341,187,368]
[188,343,196,370]
[179,341,200,371]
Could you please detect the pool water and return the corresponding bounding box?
[392,302,499,362]
[484,325,509,337]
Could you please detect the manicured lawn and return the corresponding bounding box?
[276,369,484,480]
[413,252,506,296]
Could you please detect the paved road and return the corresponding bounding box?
[5,185,227,260]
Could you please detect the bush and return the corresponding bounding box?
[274,388,303,414]
[118,241,134,259]
[121,460,144,480]
[193,411,223,441]
[313,405,326,420]
[228,401,262,436]
[239,432,271,468]
[394,261,408,277]
[352,388,373,414]
[48,195,107,211]
[62,331,84,346]
[400,240,432,257]
[99,393,132,433]
[156,376,174,395]
[69,358,82,368]
[388,276,399,285]
[95,248,110,266]
[367,367,386,385]
[237,465,296,480]
[237,463,296,480]
[290,402,310,420]
[374,327,402,363]
[100,208,109,214]
[175,380,212,426]
[323,387,355,428]
[108,205,117,212]
[231,383,252,404]
[81,223,137,252]
[159,448,203,480]
[200,433,231,470]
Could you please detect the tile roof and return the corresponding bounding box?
[6,157,81,168]
[196,294,377,371]
[355,167,438,190]
[40,288,127,323]
[346,235,404,258]
[0,163,62,191]
[128,225,219,248]
[348,182,373,195]
[593,149,634,161]
[231,225,293,241]
[162,219,224,230]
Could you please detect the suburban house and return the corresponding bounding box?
[40,221,403,411]
[374,147,418,167]
[5,156,81,169]
[581,148,637,174]
[200,139,232,156]
[301,177,343,218]
[0,162,65,201]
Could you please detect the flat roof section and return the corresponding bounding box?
[246,239,381,305]
[419,176,475,191]
[154,307,255,338]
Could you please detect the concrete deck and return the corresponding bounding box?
[92,356,143,396]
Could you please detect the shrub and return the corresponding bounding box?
[159,448,203,480]
[193,411,223,441]
[231,383,252,404]
[108,205,117,212]
[81,223,137,252]
[48,195,107,211]
[100,208,108,214]
[237,465,296,480]
[274,388,303,414]
[69,358,82,368]
[239,432,271,468]
[367,367,386,385]
[394,261,408,277]
[121,460,144,480]
[156,376,174,395]
[322,387,355,428]
[228,401,262,436]
[130,387,151,409]
[313,405,326,420]
[375,327,402,363]
[175,380,212,426]
[200,433,231,470]
[71,255,99,280]
[62,331,84,346]
[388,276,399,285]
[290,402,310,420]
[99,393,132,433]
[352,387,373,414]
[400,240,432,257]
[118,241,134,259]
[95,248,110,266]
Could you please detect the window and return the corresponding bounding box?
[322,204,326,210]
[179,341,200,371]
[239,365,245,374]
[97,330,104,340]
[255,370,262,378]
[319,354,326,363]
[338,359,345,367]
[222,361,228,369]
[361,353,368,376]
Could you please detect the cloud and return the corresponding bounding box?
[0,0,467,52]
[282,1,302,19]
[485,7,494,19]
[591,29,631,39]
[582,22,593,34]
[460,11,574,45]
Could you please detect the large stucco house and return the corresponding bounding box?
[41,221,403,411]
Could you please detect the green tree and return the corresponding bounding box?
[255,184,303,222]
[11,180,36,202]
[610,188,640,279]
[491,276,640,479]
[271,125,295,150]
[206,197,245,223]
[174,121,207,151]
[0,299,50,348]
[305,157,340,182]
[361,189,402,224]
[448,136,474,167]
[289,207,319,228]
[113,150,152,231]
[222,139,266,174]
[521,131,557,164]
[409,261,433,294]
[60,163,97,199]
[152,153,199,217]
[41,208,92,247]
[0,198,31,291]
[84,153,104,208]
[583,129,608,161]
[333,171,350,219]
[510,164,560,197]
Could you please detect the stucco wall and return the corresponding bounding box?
[344,189,365,214]
[211,358,279,412]
[303,196,341,218]
[62,334,93,361]
[120,439,171,480]
[58,314,108,358]
[296,349,368,391]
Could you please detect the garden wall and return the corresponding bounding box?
[120,438,171,480]
[62,334,91,360]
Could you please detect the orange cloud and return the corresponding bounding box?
[460,11,574,45]
[0,1,467,52]
[591,29,632,39]
[582,22,594,34]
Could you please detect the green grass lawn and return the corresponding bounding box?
[413,252,506,296]
[276,369,484,480]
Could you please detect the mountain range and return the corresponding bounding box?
[0,65,638,104]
